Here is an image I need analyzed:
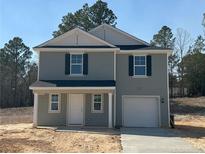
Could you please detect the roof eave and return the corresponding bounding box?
[33,47,120,52]
[29,86,116,90]
[119,49,172,55]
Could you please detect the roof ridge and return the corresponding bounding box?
[89,23,150,46]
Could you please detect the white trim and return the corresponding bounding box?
[34,27,116,49]
[89,23,150,46]
[37,51,40,80]
[114,90,116,127]
[91,94,104,113]
[68,94,84,126]
[33,93,38,127]
[108,93,113,128]
[132,76,148,78]
[119,49,172,55]
[68,51,85,54]
[33,48,119,52]
[33,48,171,55]
[133,55,147,77]
[30,87,115,90]
[36,28,76,47]
[70,53,83,76]
[114,51,116,80]
[121,95,161,127]
[48,93,61,113]
[167,54,170,127]
[66,94,69,126]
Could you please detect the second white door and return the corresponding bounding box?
[69,94,84,125]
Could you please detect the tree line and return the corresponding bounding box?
[0,37,38,108]
[151,22,205,97]
[0,0,205,108]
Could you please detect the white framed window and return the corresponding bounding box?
[70,54,83,75]
[91,94,104,113]
[49,94,61,113]
[134,55,146,76]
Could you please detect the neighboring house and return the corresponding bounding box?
[30,24,171,128]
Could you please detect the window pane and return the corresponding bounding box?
[135,56,145,65]
[71,65,82,74]
[94,95,101,102]
[51,103,58,110]
[140,56,145,65]
[135,56,140,61]
[94,103,101,110]
[76,55,82,63]
[52,95,58,101]
[135,66,146,75]
[71,55,82,63]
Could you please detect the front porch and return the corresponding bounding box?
[31,83,115,128]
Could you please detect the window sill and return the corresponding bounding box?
[91,111,104,113]
[132,75,148,78]
[48,110,61,113]
[68,74,86,77]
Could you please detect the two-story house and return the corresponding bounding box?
[30,24,171,128]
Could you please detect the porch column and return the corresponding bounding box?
[33,93,38,127]
[108,93,112,128]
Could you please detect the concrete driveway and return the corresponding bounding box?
[121,128,200,153]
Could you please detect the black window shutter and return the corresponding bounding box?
[65,54,70,75]
[146,55,152,76]
[83,54,88,75]
[128,55,134,76]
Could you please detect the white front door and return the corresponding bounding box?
[68,94,84,125]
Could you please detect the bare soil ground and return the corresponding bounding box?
[0,107,121,153]
[171,97,205,152]
[0,107,33,124]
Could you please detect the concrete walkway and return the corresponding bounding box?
[121,128,201,153]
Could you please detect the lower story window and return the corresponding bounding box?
[49,94,61,113]
[92,94,103,113]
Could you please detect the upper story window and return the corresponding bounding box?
[134,55,146,76]
[49,94,61,113]
[70,54,83,75]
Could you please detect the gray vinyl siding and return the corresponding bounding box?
[85,94,108,127]
[37,93,67,126]
[37,93,109,127]
[36,51,169,128]
[39,52,114,80]
[115,54,169,127]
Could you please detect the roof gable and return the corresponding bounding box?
[35,28,115,48]
[89,24,149,46]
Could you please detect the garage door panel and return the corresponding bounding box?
[123,96,159,127]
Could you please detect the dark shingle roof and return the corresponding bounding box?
[116,45,171,50]
[30,80,115,87]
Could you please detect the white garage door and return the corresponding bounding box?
[122,96,160,127]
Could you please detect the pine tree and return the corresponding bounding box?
[53,0,117,37]
[150,26,179,97]
[0,37,32,107]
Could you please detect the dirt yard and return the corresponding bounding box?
[171,97,205,152]
[0,107,121,153]
[0,107,33,124]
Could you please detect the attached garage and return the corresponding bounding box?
[122,96,160,127]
